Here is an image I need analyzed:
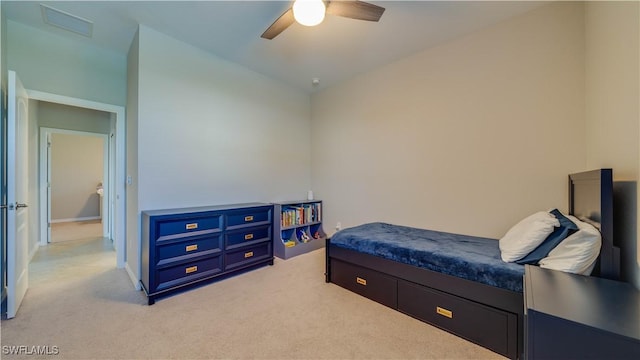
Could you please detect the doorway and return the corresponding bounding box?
[41,129,109,244]
[28,90,126,270]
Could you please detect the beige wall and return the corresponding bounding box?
[136,26,312,211]
[38,101,111,134]
[311,2,586,239]
[50,133,104,221]
[585,1,640,287]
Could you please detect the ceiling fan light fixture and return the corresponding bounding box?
[292,0,326,27]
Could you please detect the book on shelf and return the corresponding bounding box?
[280,202,322,228]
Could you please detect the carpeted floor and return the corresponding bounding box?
[50,220,104,243]
[1,238,504,359]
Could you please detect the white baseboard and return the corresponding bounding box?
[125,262,141,291]
[51,216,101,223]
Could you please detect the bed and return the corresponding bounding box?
[325,169,620,360]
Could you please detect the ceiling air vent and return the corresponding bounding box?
[40,4,93,38]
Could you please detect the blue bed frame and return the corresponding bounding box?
[325,169,619,360]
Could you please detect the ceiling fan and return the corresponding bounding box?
[261,0,385,40]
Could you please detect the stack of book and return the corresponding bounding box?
[280,203,322,227]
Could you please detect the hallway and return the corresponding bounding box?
[29,236,115,287]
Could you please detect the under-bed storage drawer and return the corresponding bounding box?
[398,279,516,358]
[331,260,397,308]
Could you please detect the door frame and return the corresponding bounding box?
[40,128,109,243]
[28,90,125,269]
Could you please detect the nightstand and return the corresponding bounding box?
[524,265,640,359]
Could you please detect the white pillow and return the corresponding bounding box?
[539,215,602,275]
[499,211,560,262]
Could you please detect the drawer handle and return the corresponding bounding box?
[436,306,453,319]
[244,251,254,258]
[185,244,198,252]
[244,233,254,240]
[185,223,198,230]
[185,266,198,274]
[356,277,367,286]
[244,215,254,222]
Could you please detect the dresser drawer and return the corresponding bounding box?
[226,207,271,228]
[225,225,271,250]
[330,260,397,309]
[155,256,223,292]
[224,242,272,271]
[156,214,222,239]
[398,280,514,357]
[156,235,222,266]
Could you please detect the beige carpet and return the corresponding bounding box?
[1,239,504,360]
[51,220,104,243]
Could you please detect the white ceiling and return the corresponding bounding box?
[2,1,546,93]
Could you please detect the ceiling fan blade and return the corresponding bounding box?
[261,8,295,39]
[326,0,385,22]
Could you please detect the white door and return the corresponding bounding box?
[7,70,30,319]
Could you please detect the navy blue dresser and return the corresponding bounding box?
[141,203,274,304]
